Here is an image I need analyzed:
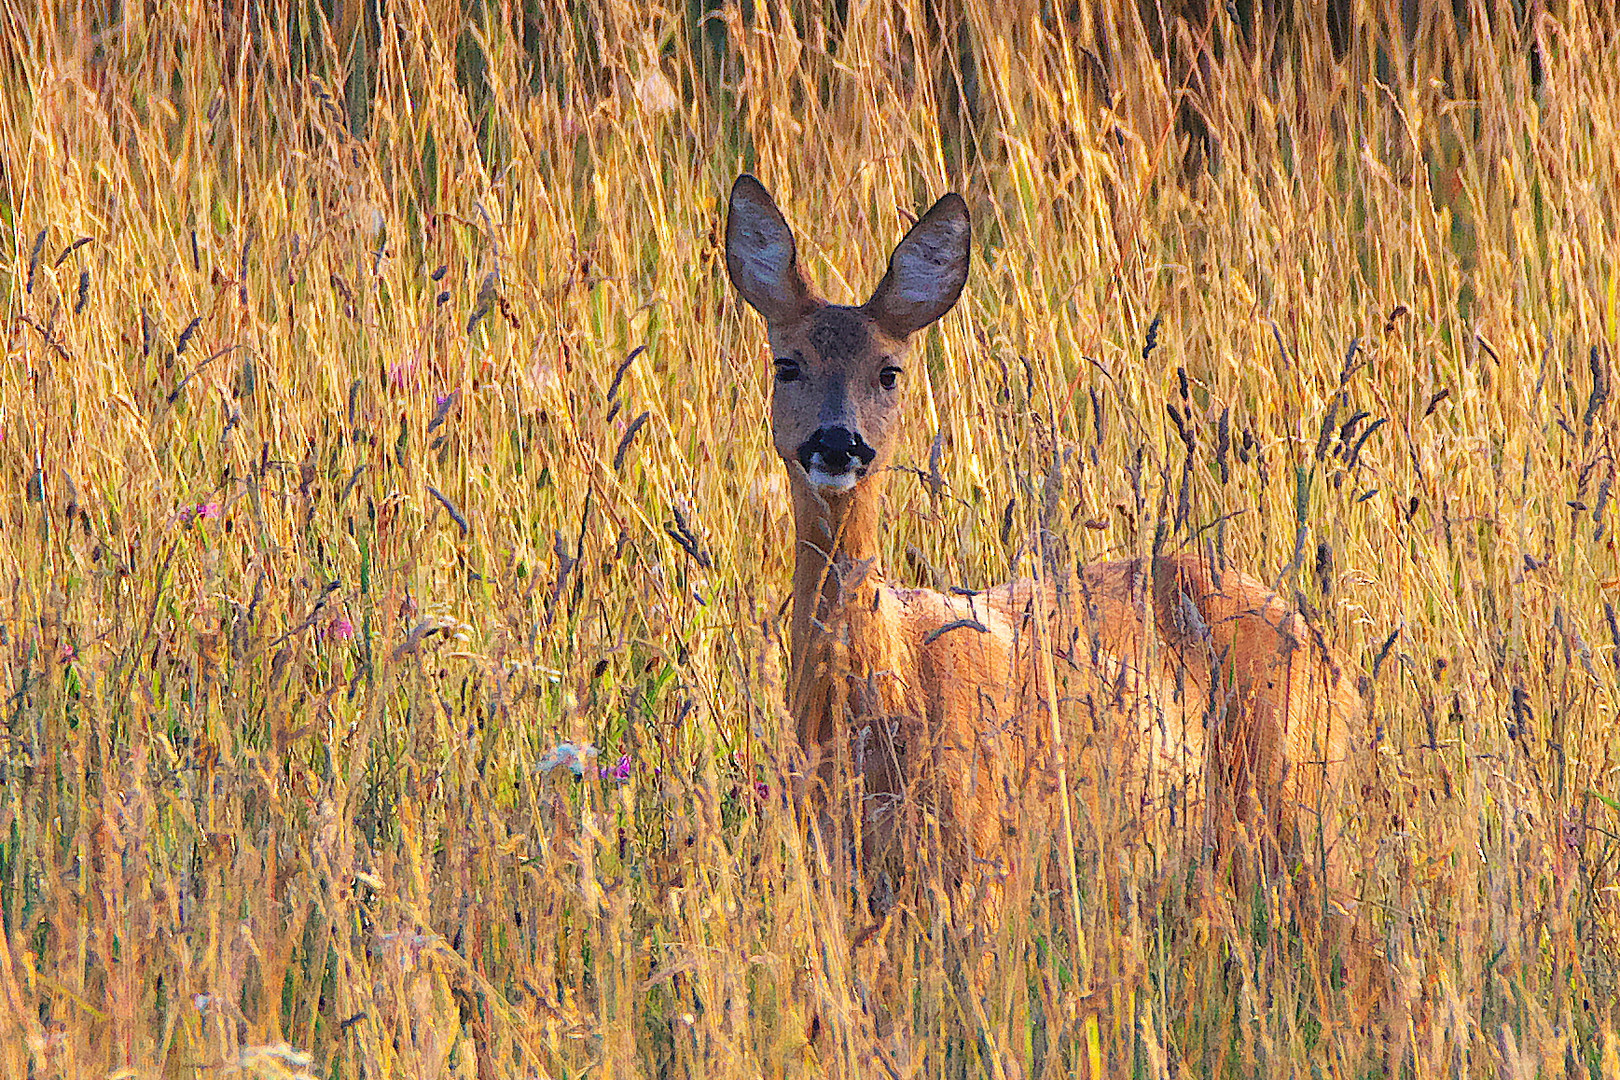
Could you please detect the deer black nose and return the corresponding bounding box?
[798,426,876,475]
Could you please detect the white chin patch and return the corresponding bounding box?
[807,467,859,493]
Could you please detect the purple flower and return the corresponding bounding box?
[611,754,632,781]
[176,501,222,524]
[330,616,356,641]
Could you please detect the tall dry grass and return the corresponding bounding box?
[0,1,1616,1076]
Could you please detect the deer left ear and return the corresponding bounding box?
[726,174,816,325]
[863,192,970,339]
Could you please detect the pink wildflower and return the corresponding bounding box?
[611,754,632,781]
[388,353,421,391]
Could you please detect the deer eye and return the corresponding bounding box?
[774,358,802,383]
[879,365,902,390]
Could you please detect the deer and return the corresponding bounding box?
[724,173,1360,923]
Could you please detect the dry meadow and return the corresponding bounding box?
[1,1,1617,1077]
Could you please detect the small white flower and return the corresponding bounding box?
[537,741,598,777]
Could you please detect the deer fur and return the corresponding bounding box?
[725,174,1360,914]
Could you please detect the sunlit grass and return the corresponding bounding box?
[1,1,1616,1077]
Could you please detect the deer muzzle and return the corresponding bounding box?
[797,426,876,493]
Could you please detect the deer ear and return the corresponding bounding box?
[863,193,970,338]
[726,175,815,324]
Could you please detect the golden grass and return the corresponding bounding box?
[1,1,1616,1076]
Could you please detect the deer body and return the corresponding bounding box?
[727,175,1358,908]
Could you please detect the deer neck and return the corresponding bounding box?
[786,472,900,753]
[788,474,889,671]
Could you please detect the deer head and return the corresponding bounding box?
[726,175,970,500]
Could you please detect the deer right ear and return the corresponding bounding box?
[863,192,970,339]
[726,175,814,324]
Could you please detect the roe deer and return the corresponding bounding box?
[725,174,1360,918]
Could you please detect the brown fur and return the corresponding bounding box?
[726,175,1360,915]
